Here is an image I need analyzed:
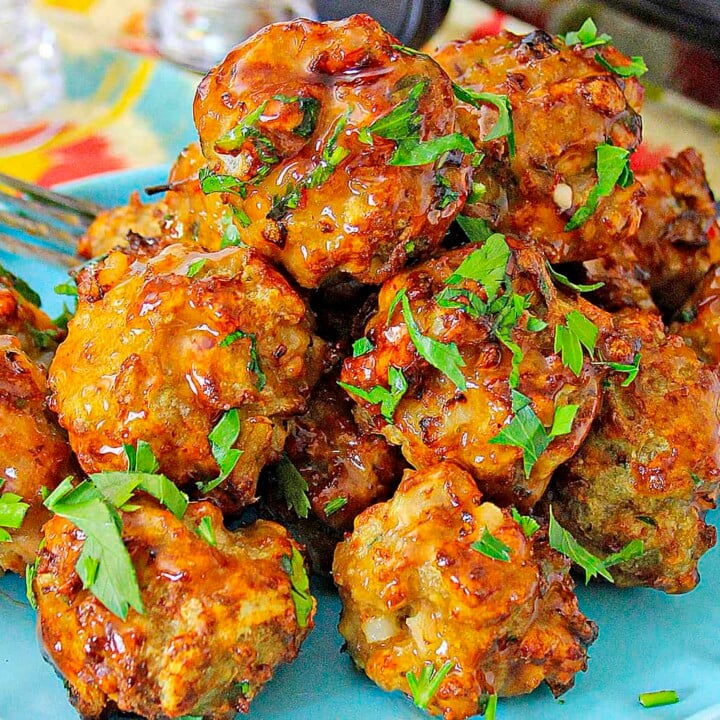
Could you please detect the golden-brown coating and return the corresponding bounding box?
[549,311,720,593]
[433,30,645,264]
[340,237,604,510]
[671,264,720,365]
[49,243,325,512]
[333,462,597,720]
[0,336,76,573]
[194,14,471,288]
[35,497,315,720]
[0,264,64,366]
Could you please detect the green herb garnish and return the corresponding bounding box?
[273,94,321,138]
[452,84,515,156]
[324,496,348,517]
[445,233,510,302]
[0,263,41,306]
[218,329,266,390]
[369,80,426,140]
[565,143,634,230]
[186,258,207,278]
[352,337,374,357]
[603,538,644,568]
[598,353,641,386]
[200,409,242,493]
[0,486,30,543]
[338,366,408,424]
[219,210,245,248]
[546,263,604,292]
[276,454,310,519]
[389,133,475,167]
[638,690,679,708]
[472,528,512,562]
[456,215,494,243]
[196,516,217,547]
[281,545,313,628]
[563,18,612,48]
[54,280,78,297]
[198,167,247,196]
[554,310,598,375]
[436,173,460,209]
[511,507,540,537]
[480,693,498,719]
[406,661,453,710]
[595,53,648,78]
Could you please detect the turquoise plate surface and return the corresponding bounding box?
[1,168,719,720]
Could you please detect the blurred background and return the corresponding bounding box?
[0,0,718,188]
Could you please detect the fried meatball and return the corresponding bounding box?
[340,236,604,510]
[333,462,597,720]
[549,311,720,593]
[0,263,64,366]
[193,14,471,288]
[261,372,406,572]
[670,264,720,365]
[35,496,315,719]
[433,30,645,264]
[0,336,75,573]
[49,243,326,512]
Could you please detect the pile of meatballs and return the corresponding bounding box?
[2,13,720,720]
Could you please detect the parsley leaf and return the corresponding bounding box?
[200,409,242,493]
[0,487,30,543]
[394,289,467,390]
[594,52,648,78]
[471,528,512,562]
[352,337,374,357]
[219,329,266,390]
[599,352,641,386]
[452,84,515,156]
[324,496,348,517]
[563,18,612,48]
[276,455,310,519]
[406,661,453,710]
[195,516,217,547]
[603,538,645,568]
[25,545,41,609]
[281,545,313,628]
[369,80,426,140]
[198,167,247,196]
[546,263,604,292]
[445,233,510,303]
[272,94,321,138]
[389,133,475,167]
[565,143,634,230]
[436,173,460,209]
[44,477,144,619]
[219,210,245,248]
[511,507,540,537]
[479,693,498,719]
[554,310,598,375]
[215,101,270,152]
[186,258,207,278]
[54,280,78,297]
[338,366,408,423]
[456,215,493,243]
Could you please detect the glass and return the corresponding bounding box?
[149,0,317,73]
[0,0,64,133]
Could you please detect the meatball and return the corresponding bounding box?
[35,496,314,719]
[340,235,604,510]
[0,336,76,573]
[433,30,645,264]
[333,462,597,720]
[261,372,406,572]
[49,243,326,512]
[670,264,720,365]
[193,14,471,288]
[548,311,720,593]
[0,263,64,366]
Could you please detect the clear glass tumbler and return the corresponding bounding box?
[149,0,317,74]
[0,0,64,133]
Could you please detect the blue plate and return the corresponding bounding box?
[1,168,719,720]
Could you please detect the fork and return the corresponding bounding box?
[0,171,106,268]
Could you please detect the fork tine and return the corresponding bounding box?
[0,209,82,249]
[0,232,78,268]
[0,171,104,219]
[0,189,94,232]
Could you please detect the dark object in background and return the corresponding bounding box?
[483,0,720,109]
[315,0,451,47]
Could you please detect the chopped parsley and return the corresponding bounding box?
[200,409,242,493]
[198,167,248,196]
[480,693,498,719]
[54,280,78,297]
[638,690,679,708]
[273,94,321,138]
[338,366,408,424]
[467,181,487,204]
[445,233,510,302]
[389,133,475,167]
[390,289,467,390]
[597,352,641,386]
[186,258,207,278]
[220,209,245,248]
[324,496,348,517]
[276,454,310,519]
[436,173,460,209]
[219,329,266,390]
[603,538,645,569]
[511,507,540,537]
[406,661,453,710]
[452,84,515,156]
[351,337,374,357]
[546,263,604,292]
[25,545,41,609]
[563,18,612,48]
[369,80,426,140]
[456,215,493,243]
[594,52,648,78]
[0,263,41,306]
[554,310,598,375]
[471,528,512,562]
[195,516,217,547]
[565,143,634,230]
[0,485,30,543]
[281,545,313,628]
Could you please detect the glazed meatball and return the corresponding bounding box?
[670,264,720,365]
[35,496,314,719]
[0,336,76,573]
[193,14,471,288]
[433,30,645,264]
[340,235,604,510]
[49,243,326,512]
[261,372,406,572]
[548,311,720,593]
[0,263,64,366]
[333,462,597,720]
